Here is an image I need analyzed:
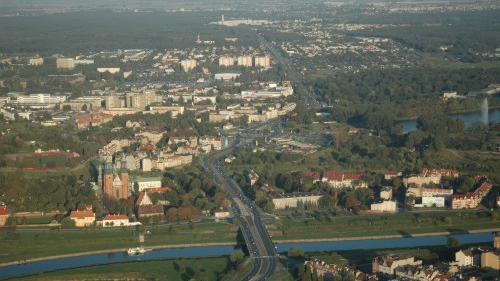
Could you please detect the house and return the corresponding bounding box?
[302,171,321,183]
[102,214,130,227]
[0,204,10,227]
[130,176,162,192]
[135,192,164,219]
[372,256,422,275]
[69,209,96,227]
[380,186,392,200]
[322,170,366,189]
[384,171,401,180]
[214,207,230,219]
[456,247,491,267]
[451,181,492,210]
[370,200,397,212]
[403,169,459,187]
[248,170,260,186]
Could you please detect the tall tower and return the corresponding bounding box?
[104,156,114,198]
[221,15,224,26]
[97,164,103,192]
[120,154,130,199]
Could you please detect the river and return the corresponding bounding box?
[0,232,494,279]
[398,108,500,133]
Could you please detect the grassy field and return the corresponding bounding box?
[270,210,499,241]
[0,222,237,264]
[5,257,230,281]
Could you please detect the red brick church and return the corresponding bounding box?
[98,154,130,199]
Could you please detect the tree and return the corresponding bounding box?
[229,251,245,268]
[447,235,461,249]
[61,217,76,229]
[288,247,305,258]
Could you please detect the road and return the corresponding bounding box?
[256,32,321,108]
[202,121,280,281]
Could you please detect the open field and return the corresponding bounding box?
[4,257,230,281]
[270,211,499,241]
[0,222,237,264]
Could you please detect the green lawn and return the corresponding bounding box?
[270,211,499,241]
[0,222,237,264]
[5,257,230,281]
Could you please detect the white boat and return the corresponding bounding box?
[127,246,151,255]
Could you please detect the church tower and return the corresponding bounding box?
[119,154,130,199]
[103,156,114,198]
[97,164,103,192]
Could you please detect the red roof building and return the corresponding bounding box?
[69,209,95,227]
[322,170,366,189]
[0,205,10,227]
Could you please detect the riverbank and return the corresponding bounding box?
[2,228,498,269]
[395,105,500,122]
[0,242,237,268]
[274,228,500,244]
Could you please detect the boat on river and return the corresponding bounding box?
[127,246,151,256]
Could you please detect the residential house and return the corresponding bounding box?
[0,204,10,227]
[456,247,491,267]
[69,209,96,227]
[102,214,129,227]
[248,170,260,186]
[370,200,397,212]
[380,186,393,200]
[322,170,366,189]
[372,256,422,275]
[130,176,162,192]
[214,207,230,219]
[135,192,164,219]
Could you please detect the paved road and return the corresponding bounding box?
[202,121,280,281]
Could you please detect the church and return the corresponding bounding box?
[97,154,130,199]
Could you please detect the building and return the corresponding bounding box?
[404,169,459,187]
[135,192,164,219]
[322,170,367,189]
[237,56,253,67]
[180,59,197,72]
[270,190,323,210]
[254,56,270,69]
[0,108,31,120]
[29,57,44,66]
[199,136,222,151]
[102,214,129,227]
[419,196,445,208]
[372,256,422,275]
[74,110,113,129]
[214,207,230,219]
[219,56,234,67]
[97,68,120,74]
[16,93,67,105]
[147,106,184,117]
[56,58,75,69]
[130,176,162,192]
[456,248,489,267]
[380,186,393,200]
[214,73,240,81]
[248,170,260,186]
[125,90,157,109]
[0,204,10,227]
[370,200,397,212]
[69,210,96,227]
[451,181,492,210]
[98,154,130,199]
